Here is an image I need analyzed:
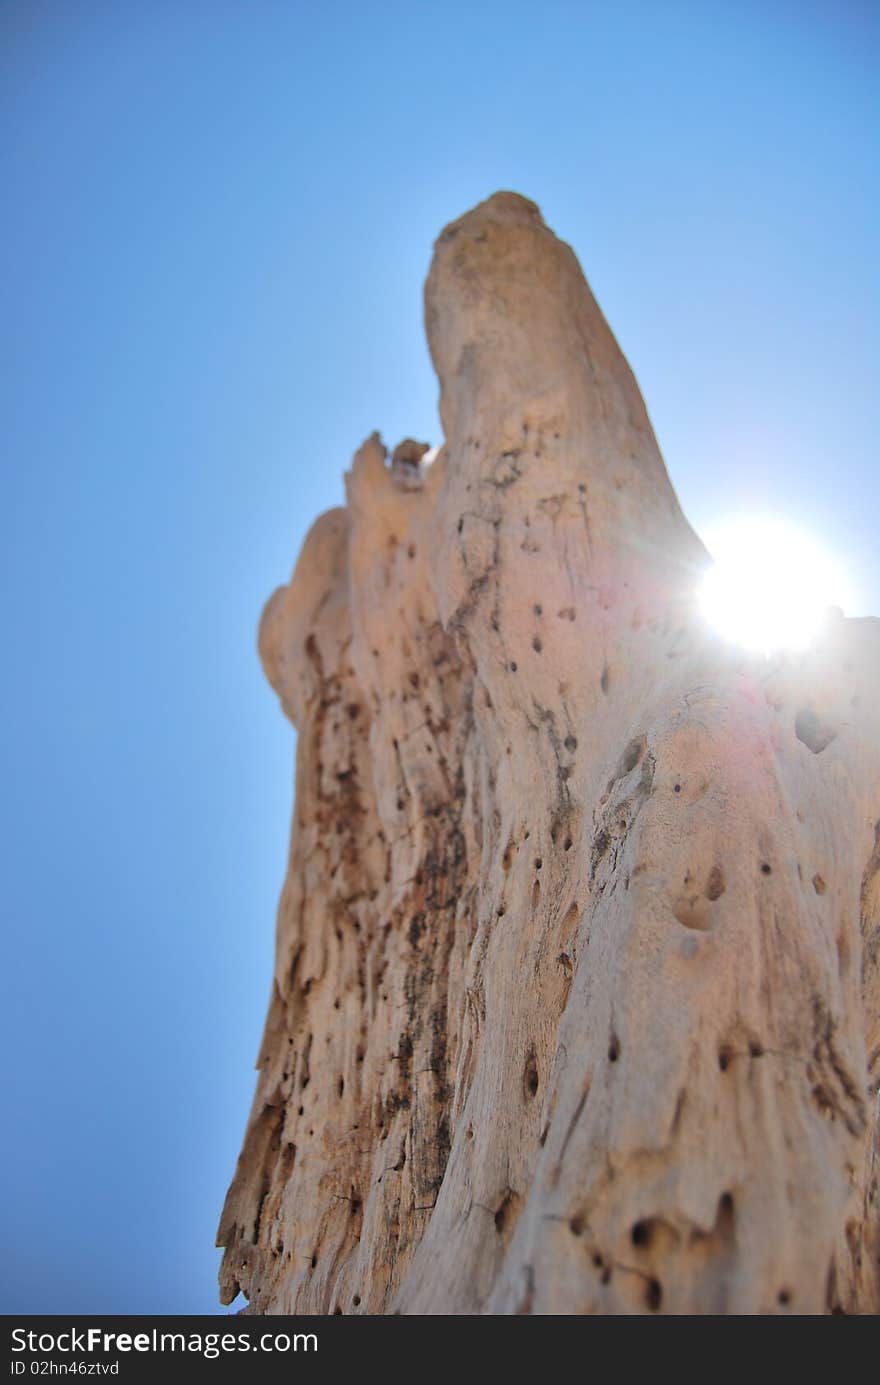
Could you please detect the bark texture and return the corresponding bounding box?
[218,192,880,1314]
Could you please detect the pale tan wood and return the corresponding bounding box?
[218,193,880,1314]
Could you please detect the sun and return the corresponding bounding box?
[697,517,853,656]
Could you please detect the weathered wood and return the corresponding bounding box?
[218,192,880,1314]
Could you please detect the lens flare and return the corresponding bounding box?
[698,518,852,655]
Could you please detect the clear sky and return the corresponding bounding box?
[2,2,877,1314]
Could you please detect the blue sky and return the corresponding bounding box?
[2,2,877,1313]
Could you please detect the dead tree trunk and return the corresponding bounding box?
[218,192,880,1314]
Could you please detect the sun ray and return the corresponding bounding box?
[698,517,853,655]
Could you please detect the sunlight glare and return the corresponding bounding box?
[698,518,852,655]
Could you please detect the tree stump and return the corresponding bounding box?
[218,192,880,1315]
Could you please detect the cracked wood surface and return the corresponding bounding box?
[218,192,880,1314]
